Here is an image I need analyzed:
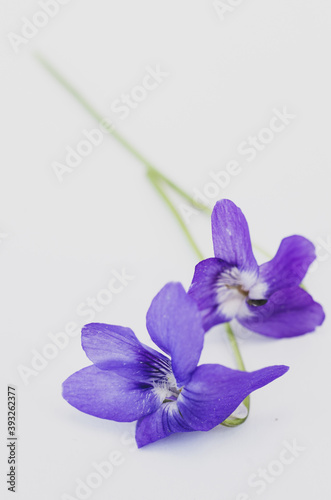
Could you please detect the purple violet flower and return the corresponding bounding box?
[63,282,288,447]
[189,199,325,338]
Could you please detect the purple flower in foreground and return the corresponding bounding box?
[189,199,325,338]
[63,283,288,447]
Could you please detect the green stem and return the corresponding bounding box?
[35,53,273,258]
[148,175,250,425]
[153,171,211,214]
[147,172,204,261]
[221,323,250,427]
[224,322,246,371]
[35,52,208,214]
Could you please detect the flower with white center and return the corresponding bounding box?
[62,282,288,447]
[189,199,325,338]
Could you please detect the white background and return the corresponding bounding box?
[1,1,330,499]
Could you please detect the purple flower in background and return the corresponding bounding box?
[63,283,288,447]
[189,199,325,338]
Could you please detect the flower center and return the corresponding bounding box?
[225,284,249,297]
[152,372,181,403]
[216,267,267,318]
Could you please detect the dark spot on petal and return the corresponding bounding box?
[247,298,268,307]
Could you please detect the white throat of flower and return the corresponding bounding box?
[216,267,268,318]
[152,372,181,403]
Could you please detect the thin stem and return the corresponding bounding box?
[36,53,278,267]
[35,52,208,214]
[154,172,211,214]
[150,172,250,426]
[224,323,246,371]
[147,172,204,261]
[221,323,250,427]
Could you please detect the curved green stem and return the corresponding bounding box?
[153,171,211,214]
[221,323,250,427]
[224,322,246,371]
[147,172,204,261]
[35,53,208,214]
